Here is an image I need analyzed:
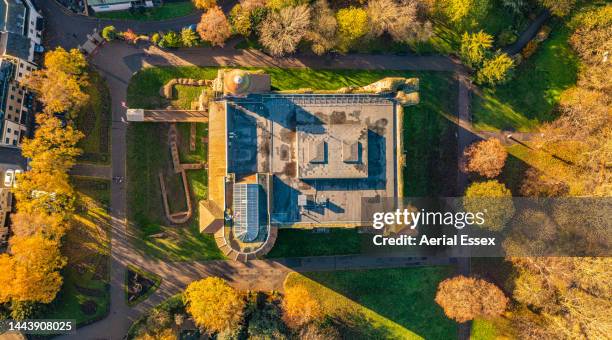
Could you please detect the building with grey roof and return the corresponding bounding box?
[0,0,42,148]
[88,0,157,13]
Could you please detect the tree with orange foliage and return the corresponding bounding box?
[0,254,15,303]
[282,285,324,329]
[435,275,508,323]
[462,138,507,178]
[196,6,231,46]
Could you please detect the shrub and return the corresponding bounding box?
[159,31,182,48]
[151,33,161,45]
[521,40,539,58]
[101,25,117,41]
[181,27,199,47]
[282,285,323,329]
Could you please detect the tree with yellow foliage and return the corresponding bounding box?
[0,254,15,303]
[183,277,245,334]
[282,285,324,329]
[24,48,89,114]
[8,235,66,303]
[336,7,369,52]
[192,0,216,10]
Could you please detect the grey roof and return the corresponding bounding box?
[297,122,369,179]
[0,0,27,34]
[88,0,133,6]
[0,32,30,60]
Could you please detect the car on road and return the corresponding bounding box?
[4,170,14,187]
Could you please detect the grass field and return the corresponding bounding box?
[126,122,223,261]
[76,69,111,164]
[45,178,111,326]
[267,229,364,258]
[94,1,195,21]
[285,267,457,339]
[472,23,578,131]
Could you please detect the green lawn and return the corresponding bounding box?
[76,69,111,164]
[285,267,457,339]
[267,229,364,258]
[45,178,111,326]
[126,122,223,261]
[472,23,579,131]
[94,1,195,21]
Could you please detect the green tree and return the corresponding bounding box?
[183,277,245,334]
[476,53,514,85]
[460,31,493,67]
[101,25,117,41]
[180,28,199,47]
[464,180,514,231]
[336,7,369,52]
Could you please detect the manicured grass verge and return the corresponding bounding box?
[94,1,195,21]
[285,267,457,339]
[45,178,111,326]
[76,69,111,164]
[266,229,364,258]
[472,23,578,131]
[125,265,161,307]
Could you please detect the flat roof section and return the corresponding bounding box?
[297,122,368,179]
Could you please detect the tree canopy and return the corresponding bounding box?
[197,6,232,46]
[183,277,245,334]
[435,275,508,323]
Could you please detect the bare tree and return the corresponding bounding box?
[305,0,337,55]
[258,5,311,56]
[367,0,431,42]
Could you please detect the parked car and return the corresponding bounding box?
[13,169,22,187]
[4,170,14,187]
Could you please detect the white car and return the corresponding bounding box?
[13,169,22,187]
[4,170,14,187]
